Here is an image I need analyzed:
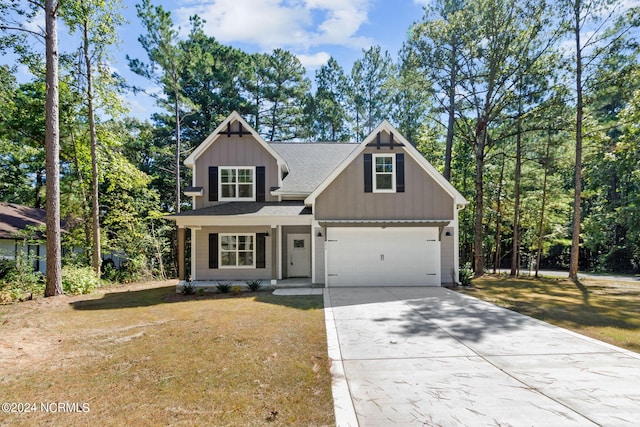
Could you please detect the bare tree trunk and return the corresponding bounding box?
[70,132,92,262]
[443,41,458,181]
[35,169,43,209]
[44,0,62,297]
[569,3,583,281]
[535,128,551,278]
[84,20,101,277]
[492,152,506,274]
[473,119,487,276]
[510,97,523,277]
[174,93,181,213]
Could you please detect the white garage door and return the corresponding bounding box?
[326,227,441,286]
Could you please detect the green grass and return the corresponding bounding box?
[458,274,640,352]
[0,281,334,426]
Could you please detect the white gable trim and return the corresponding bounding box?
[305,120,467,206]
[183,111,289,175]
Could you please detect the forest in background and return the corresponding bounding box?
[1,0,640,293]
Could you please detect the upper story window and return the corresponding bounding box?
[373,154,395,192]
[220,167,255,201]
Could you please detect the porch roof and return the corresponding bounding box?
[171,201,311,217]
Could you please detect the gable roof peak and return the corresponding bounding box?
[183,112,288,172]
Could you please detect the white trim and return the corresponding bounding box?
[219,233,256,269]
[304,120,467,206]
[219,166,256,202]
[191,229,196,280]
[372,153,396,193]
[277,225,282,280]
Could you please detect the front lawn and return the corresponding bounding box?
[0,281,334,426]
[459,275,640,353]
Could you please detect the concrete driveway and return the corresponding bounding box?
[324,287,640,426]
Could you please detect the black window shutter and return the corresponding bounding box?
[209,233,218,269]
[256,233,266,268]
[209,166,218,201]
[364,153,372,193]
[256,166,266,202]
[396,153,405,193]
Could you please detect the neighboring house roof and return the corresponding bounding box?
[270,142,358,195]
[0,203,46,239]
[305,120,468,207]
[183,111,289,173]
[172,201,311,217]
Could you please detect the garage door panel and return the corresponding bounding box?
[326,227,441,287]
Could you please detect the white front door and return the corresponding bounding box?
[287,234,311,277]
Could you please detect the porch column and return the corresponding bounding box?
[271,225,277,285]
[177,226,185,281]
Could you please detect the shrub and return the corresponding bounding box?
[197,288,206,296]
[216,281,232,293]
[0,255,43,301]
[232,285,243,294]
[459,262,473,287]
[0,259,16,280]
[181,281,196,295]
[246,279,262,292]
[62,265,99,295]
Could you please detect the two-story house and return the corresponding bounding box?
[169,111,467,288]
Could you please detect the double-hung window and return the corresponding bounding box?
[220,167,255,201]
[373,154,395,192]
[220,234,255,268]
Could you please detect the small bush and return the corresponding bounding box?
[62,265,99,295]
[246,279,262,292]
[181,281,196,295]
[216,281,232,293]
[197,288,206,296]
[0,259,17,280]
[232,285,243,294]
[459,262,473,287]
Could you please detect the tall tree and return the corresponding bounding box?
[45,0,63,295]
[560,0,640,280]
[456,0,552,275]
[129,0,187,213]
[64,0,124,276]
[393,46,431,145]
[409,0,466,179]
[260,48,310,141]
[349,46,394,141]
[314,57,349,141]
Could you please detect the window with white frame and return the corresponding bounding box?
[373,154,395,192]
[220,234,255,267]
[220,167,255,200]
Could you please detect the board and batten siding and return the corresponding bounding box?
[194,226,272,281]
[314,146,454,221]
[194,134,279,210]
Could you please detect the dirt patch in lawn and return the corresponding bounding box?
[0,280,334,426]
[458,274,640,353]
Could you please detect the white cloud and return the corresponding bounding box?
[297,51,330,70]
[174,0,372,51]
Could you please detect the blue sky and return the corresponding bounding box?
[116,0,427,119]
[4,1,429,120]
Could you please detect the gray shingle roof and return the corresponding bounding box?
[270,142,358,194]
[172,201,311,217]
[0,203,47,239]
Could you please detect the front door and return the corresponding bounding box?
[287,234,310,277]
